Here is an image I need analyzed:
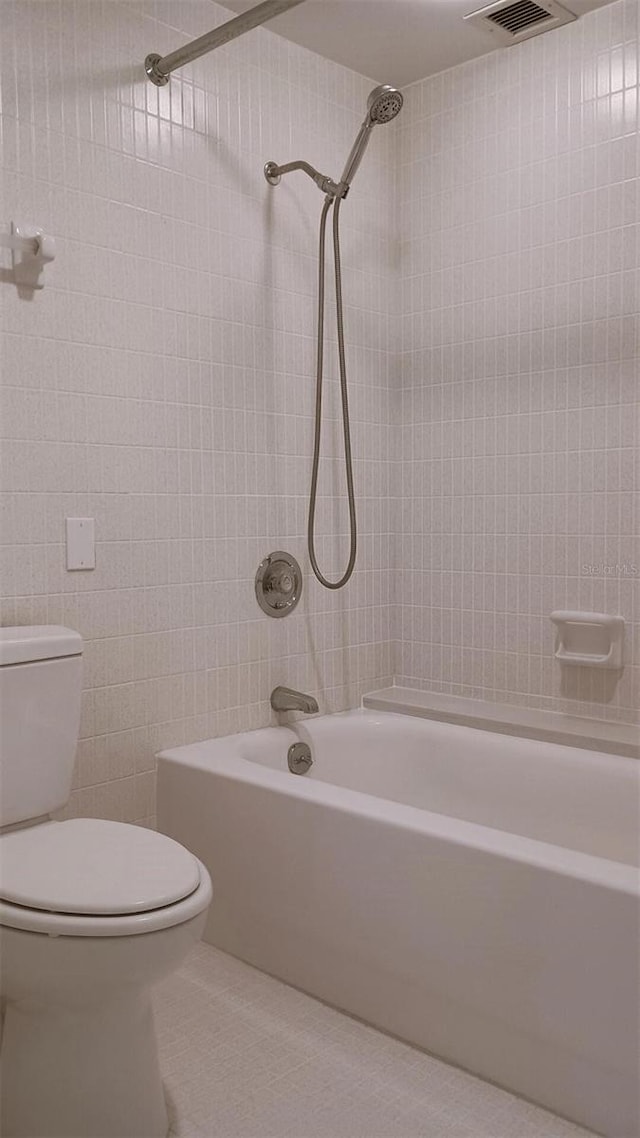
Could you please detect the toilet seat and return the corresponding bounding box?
[1,818,200,914]
[0,819,213,937]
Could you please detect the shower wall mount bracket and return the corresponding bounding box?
[255,551,302,617]
[264,162,282,186]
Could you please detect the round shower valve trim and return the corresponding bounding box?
[255,551,302,618]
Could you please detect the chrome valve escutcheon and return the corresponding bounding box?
[255,551,302,617]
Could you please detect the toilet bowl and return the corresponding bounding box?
[0,820,213,1138]
[0,628,213,1138]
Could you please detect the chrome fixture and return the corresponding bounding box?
[264,86,403,203]
[145,0,305,86]
[264,161,344,199]
[255,551,302,618]
[338,85,404,191]
[287,741,313,775]
[270,686,319,714]
[264,86,403,590]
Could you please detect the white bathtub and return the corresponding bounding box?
[157,709,640,1137]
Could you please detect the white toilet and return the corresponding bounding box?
[0,626,213,1138]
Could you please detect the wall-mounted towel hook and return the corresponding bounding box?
[0,222,55,289]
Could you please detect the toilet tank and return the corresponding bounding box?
[0,626,83,827]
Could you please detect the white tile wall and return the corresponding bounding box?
[1,0,637,829]
[0,0,396,824]
[395,0,639,724]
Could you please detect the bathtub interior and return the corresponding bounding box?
[238,710,639,866]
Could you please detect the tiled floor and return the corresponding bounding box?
[156,943,593,1138]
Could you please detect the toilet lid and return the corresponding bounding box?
[0,819,201,915]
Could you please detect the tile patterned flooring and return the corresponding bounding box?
[157,943,593,1138]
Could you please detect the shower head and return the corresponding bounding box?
[339,84,403,190]
[366,85,404,124]
[263,84,403,200]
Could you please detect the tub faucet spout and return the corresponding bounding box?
[271,686,319,714]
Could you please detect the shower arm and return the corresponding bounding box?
[264,112,380,200]
[264,160,348,200]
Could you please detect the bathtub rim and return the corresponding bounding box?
[364,685,640,759]
[157,709,639,898]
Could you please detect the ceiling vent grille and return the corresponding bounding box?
[464,0,576,46]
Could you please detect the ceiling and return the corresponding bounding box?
[223,0,617,87]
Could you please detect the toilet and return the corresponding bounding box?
[0,626,213,1138]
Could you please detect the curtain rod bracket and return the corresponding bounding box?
[144,0,305,86]
[145,54,169,87]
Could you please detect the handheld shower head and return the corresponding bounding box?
[366,84,404,124]
[339,84,403,189]
[261,83,403,591]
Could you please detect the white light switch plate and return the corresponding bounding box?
[66,517,95,570]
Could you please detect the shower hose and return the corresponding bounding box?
[308,194,357,589]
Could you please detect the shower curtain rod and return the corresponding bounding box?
[145,0,306,85]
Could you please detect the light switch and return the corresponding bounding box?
[66,518,95,570]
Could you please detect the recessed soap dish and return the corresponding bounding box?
[550,611,625,669]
